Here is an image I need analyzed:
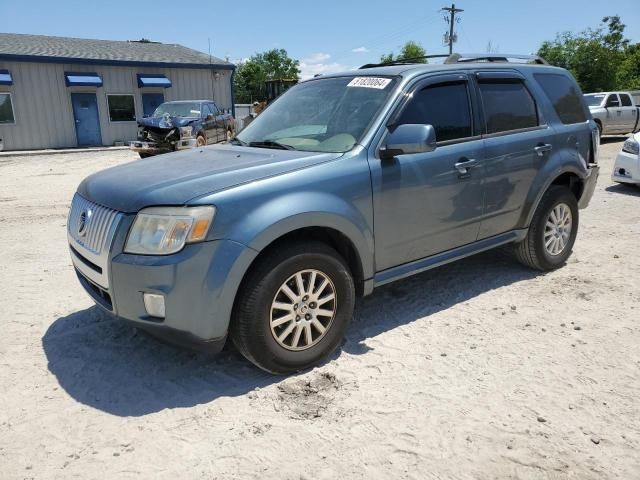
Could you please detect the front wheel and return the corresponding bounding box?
[514,186,579,271]
[230,241,355,374]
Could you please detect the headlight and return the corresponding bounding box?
[179,126,193,138]
[125,206,215,255]
[622,138,639,155]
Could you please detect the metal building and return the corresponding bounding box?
[0,33,235,151]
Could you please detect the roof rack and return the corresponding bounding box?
[359,53,548,69]
[359,54,450,69]
[444,53,548,65]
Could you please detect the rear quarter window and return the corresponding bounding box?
[534,73,588,125]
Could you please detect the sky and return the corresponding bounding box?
[1,0,639,79]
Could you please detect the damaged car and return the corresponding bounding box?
[130,100,235,158]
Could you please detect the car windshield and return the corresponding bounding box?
[235,76,398,153]
[152,102,201,118]
[583,94,605,107]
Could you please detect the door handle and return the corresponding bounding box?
[454,158,476,176]
[75,119,80,123]
[534,143,552,157]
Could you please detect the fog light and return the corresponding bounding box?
[143,293,165,318]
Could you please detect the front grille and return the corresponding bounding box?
[68,194,120,255]
[67,193,122,289]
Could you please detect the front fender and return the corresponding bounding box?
[223,192,375,281]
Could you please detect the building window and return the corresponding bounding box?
[107,94,136,122]
[0,93,15,124]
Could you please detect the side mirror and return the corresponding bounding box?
[379,124,437,160]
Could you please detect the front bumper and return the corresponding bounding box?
[612,150,640,184]
[578,163,600,209]
[72,237,258,350]
[129,138,196,153]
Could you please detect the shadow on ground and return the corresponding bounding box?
[600,136,628,145]
[605,183,640,197]
[43,249,541,416]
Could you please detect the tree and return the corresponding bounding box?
[617,43,640,90]
[234,49,300,103]
[537,16,633,92]
[380,41,427,64]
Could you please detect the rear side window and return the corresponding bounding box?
[534,73,588,124]
[478,81,538,134]
[396,82,472,142]
[621,94,633,107]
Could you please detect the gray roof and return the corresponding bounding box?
[0,32,233,68]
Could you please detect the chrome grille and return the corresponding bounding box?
[68,194,120,254]
[68,194,122,289]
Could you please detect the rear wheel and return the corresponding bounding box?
[231,241,355,374]
[514,186,579,271]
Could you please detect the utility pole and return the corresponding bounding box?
[441,3,464,54]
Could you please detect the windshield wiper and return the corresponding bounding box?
[229,138,247,146]
[248,140,296,150]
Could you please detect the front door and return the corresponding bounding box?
[71,93,101,146]
[619,92,637,132]
[369,73,485,271]
[142,93,164,117]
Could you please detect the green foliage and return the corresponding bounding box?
[380,41,427,64]
[538,15,639,92]
[234,49,300,104]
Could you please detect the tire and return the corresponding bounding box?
[514,186,579,271]
[230,241,355,374]
[595,121,602,138]
[196,134,206,147]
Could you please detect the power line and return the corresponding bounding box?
[441,3,464,54]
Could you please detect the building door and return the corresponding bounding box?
[142,93,164,117]
[71,93,102,146]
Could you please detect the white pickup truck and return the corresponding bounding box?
[584,92,640,137]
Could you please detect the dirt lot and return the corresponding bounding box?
[1,139,639,479]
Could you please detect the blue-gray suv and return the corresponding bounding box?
[68,54,599,374]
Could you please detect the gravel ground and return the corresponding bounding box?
[0,139,638,479]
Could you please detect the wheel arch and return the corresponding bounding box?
[523,168,585,227]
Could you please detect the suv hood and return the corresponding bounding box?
[139,116,198,129]
[78,145,342,213]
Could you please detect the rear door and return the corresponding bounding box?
[474,71,554,239]
[619,93,637,132]
[369,73,486,271]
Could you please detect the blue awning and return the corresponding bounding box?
[0,69,12,85]
[137,74,172,88]
[65,72,103,87]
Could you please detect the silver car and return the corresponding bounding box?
[584,92,640,136]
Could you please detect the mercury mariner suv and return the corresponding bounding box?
[67,53,599,374]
